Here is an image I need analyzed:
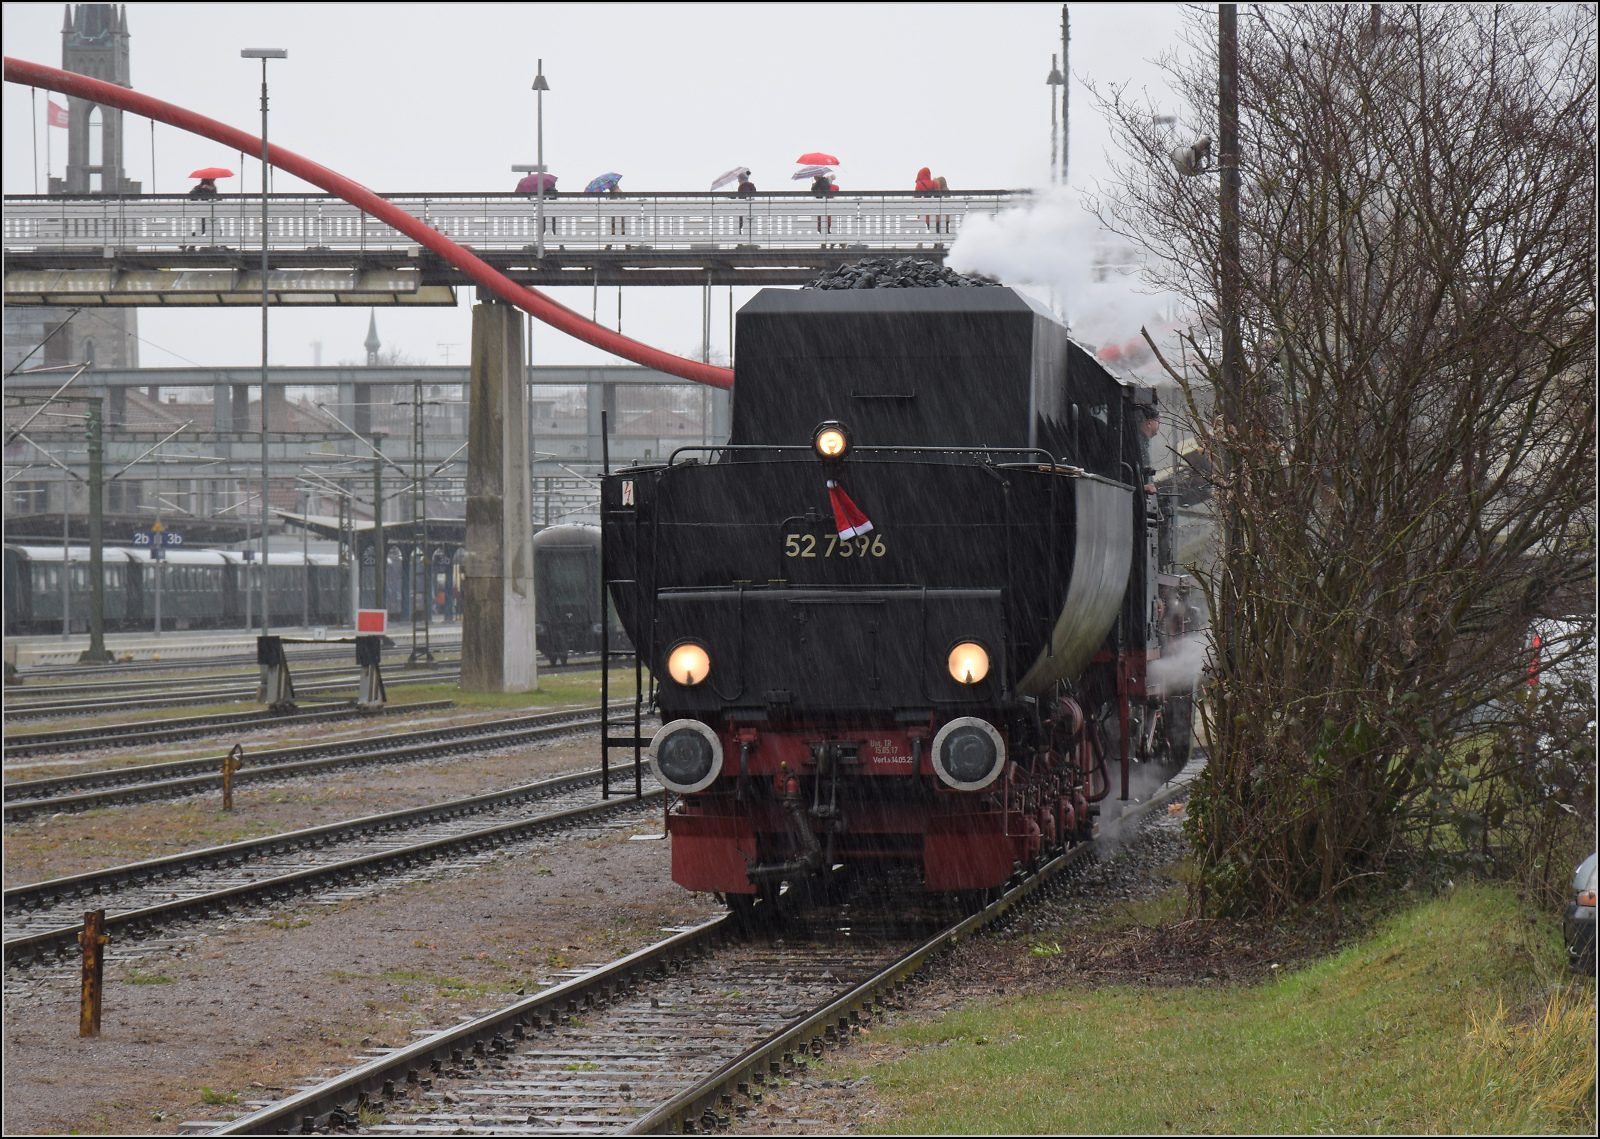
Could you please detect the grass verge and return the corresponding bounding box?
[845,883,1593,1134]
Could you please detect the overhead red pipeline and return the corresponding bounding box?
[3,57,736,390]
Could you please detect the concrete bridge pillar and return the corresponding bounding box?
[461,298,537,693]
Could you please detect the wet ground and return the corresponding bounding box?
[2,813,718,1136]
[4,729,634,883]
[745,798,1319,1134]
[4,774,1248,1135]
[2,696,581,782]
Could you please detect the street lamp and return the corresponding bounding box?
[242,47,286,636]
[511,60,551,259]
[1046,55,1064,185]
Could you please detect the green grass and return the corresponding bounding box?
[844,884,1594,1134]
[390,667,648,711]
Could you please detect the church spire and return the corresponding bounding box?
[364,309,381,365]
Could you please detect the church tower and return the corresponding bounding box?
[15,4,142,378]
[56,4,141,196]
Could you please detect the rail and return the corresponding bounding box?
[4,769,662,967]
[2,190,1020,258]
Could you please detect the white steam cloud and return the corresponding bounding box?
[1148,633,1211,694]
[947,189,1184,362]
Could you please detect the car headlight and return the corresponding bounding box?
[947,641,990,684]
[931,716,1006,791]
[667,641,711,685]
[649,719,724,793]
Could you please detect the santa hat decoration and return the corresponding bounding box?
[827,479,873,540]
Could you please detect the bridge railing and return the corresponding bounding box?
[2,191,1023,256]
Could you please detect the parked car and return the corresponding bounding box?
[1564,852,1596,973]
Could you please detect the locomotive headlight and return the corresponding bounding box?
[812,420,851,460]
[947,641,990,685]
[667,641,711,686]
[931,717,1006,791]
[649,719,724,793]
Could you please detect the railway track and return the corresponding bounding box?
[11,660,440,699]
[203,765,1198,1136]
[3,766,663,970]
[2,702,647,820]
[10,648,616,686]
[2,699,457,760]
[7,642,430,681]
[2,669,462,721]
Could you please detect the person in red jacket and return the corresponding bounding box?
[915,166,937,226]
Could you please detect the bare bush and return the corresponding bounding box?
[1092,5,1596,914]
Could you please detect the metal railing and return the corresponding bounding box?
[2,190,1022,256]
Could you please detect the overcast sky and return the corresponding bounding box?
[2,2,1191,370]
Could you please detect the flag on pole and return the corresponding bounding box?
[47,100,69,128]
[826,480,873,540]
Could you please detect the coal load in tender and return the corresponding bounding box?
[803,256,1000,290]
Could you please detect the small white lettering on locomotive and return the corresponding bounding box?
[868,739,913,767]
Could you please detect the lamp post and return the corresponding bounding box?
[242,47,287,636]
[511,60,552,259]
[1046,55,1063,185]
[1060,5,1070,187]
[535,60,549,257]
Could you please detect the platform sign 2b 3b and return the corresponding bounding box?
[132,530,183,558]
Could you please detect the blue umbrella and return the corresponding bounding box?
[585,172,623,193]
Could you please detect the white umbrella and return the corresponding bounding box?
[710,166,750,191]
[792,165,835,181]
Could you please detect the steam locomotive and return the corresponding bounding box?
[602,287,1198,908]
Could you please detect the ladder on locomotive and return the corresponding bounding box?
[598,410,648,799]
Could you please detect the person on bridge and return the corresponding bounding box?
[737,173,757,232]
[189,177,218,199]
[915,167,938,227]
[516,172,556,194]
[812,174,838,235]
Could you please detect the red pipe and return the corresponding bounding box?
[4,57,735,390]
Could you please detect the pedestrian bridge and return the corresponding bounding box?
[2,190,1022,303]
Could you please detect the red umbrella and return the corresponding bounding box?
[796,152,839,166]
[188,167,234,179]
